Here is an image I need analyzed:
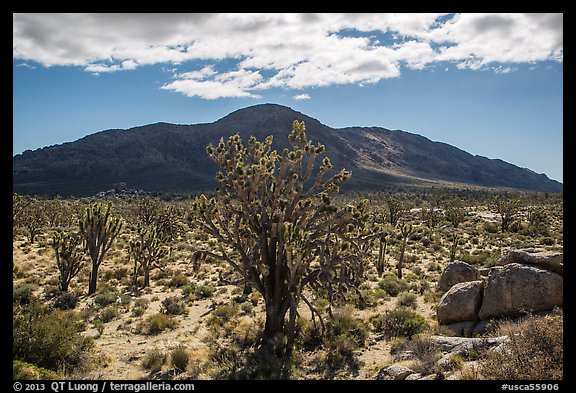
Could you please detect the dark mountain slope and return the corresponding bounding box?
[13,104,562,196]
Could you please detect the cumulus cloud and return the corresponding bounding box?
[293,93,311,100]
[13,13,563,99]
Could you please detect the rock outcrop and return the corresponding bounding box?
[497,249,563,276]
[478,263,563,320]
[436,249,563,336]
[437,261,480,293]
[437,280,484,325]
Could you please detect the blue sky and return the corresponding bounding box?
[13,13,563,183]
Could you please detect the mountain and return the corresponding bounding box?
[13,104,562,196]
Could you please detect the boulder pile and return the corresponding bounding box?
[436,250,563,336]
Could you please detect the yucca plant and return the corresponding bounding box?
[79,202,123,295]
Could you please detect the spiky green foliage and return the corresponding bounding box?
[128,225,169,289]
[79,202,123,295]
[52,231,85,292]
[190,120,374,356]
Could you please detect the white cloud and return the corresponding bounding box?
[293,93,310,100]
[13,13,563,99]
[161,68,262,99]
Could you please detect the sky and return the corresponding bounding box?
[13,13,563,183]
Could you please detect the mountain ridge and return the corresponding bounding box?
[13,103,562,196]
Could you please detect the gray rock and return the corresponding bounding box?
[437,280,484,325]
[404,373,423,380]
[373,364,416,380]
[429,335,508,354]
[479,263,563,320]
[497,250,562,274]
[438,261,480,292]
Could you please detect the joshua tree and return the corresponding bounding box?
[20,199,46,244]
[128,225,169,289]
[527,207,549,236]
[396,221,416,279]
[421,205,443,229]
[189,121,373,356]
[443,199,466,228]
[449,232,461,262]
[52,231,85,292]
[376,224,393,277]
[386,197,406,225]
[79,202,123,295]
[491,195,522,232]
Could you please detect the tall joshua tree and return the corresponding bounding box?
[128,225,168,289]
[80,202,123,295]
[52,231,85,292]
[189,121,372,355]
[491,195,522,232]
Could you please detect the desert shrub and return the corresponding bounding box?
[170,346,190,372]
[160,296,187,315]
[138,313,178,335]
[371,307,428,339]
[13,360,62,380]
[459,250,499,267]
[396,292,418,309]
[53,291,80,310]
[297,317,323,351]
[13,283,37,306]
[99,306,119,323]
[168,274,190,288]
[483,222,499,234]
[141,349,166,373]
[406,333,442,374]
[206,304,240,333]
[378,275,409,297]
[93,287,119,308]
[323,306,368,369]
[540,236,555,246]
[477,313,563,380]
[181,283,215,299]
[13,301,94,372]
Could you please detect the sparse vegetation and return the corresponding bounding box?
[11,127,563,381]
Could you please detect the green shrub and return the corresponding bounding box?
[168,274,190,288]
[207,304,239,331]
[13,301,94,372]
[540,237,555,246]
[323,306,368,369]
[160,296,187,315]
[93,288,119,308]
[138,313,178,335]
[99,306,119,323]
[396,292,418,309]
[13,283,37,306]
[13,360,62,380]
[378,275,409,297]
[371,307,428,338]
[53,291,79,310]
